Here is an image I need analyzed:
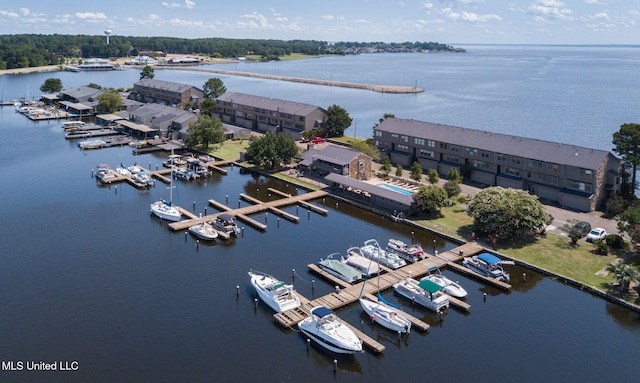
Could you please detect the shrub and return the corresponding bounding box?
[593,239,609,255]
[605,234,625,249]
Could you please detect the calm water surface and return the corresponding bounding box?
[1,46,640,382]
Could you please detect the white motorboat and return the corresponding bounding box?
[463,252,511,282]
[188,222,219,241]
[298,306,363,354]
[95,163,117,183]
[359,298,411,334]
[132,171,154,187]
[318,254,362,283]
[78,139,106,149]
[127,163,143,174]
[210,213,241,236]
[421,267,467,298]
[360,239,407,269]
[386,238,426,263]
[393,277,449,312]
[116,164,131,176]
[344,247,381,277]
[248,270,301,313]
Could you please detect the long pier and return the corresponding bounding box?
[168,190,329,231]
[272,242,496,353]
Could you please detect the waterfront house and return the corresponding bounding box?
[299,144,372,180]
[374,117,622,212]
[122,103,196,140]
[58,86,104,116]
[214,92,327,140]
[129,79,204,108]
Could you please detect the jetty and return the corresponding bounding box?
[272,242,514,353]
[156,66,423,94]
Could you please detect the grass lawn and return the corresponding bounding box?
[206,140,250,160]
[414,201,619,290]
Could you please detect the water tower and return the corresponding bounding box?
[104,29,112,44]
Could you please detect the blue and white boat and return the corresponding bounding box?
[463,252,510,282]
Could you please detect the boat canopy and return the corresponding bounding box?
[418,278,443,293]
[311,306,334,318]
[478,252,502,265]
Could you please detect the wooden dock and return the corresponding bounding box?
[168,190,329,231]
[272,242,496,353]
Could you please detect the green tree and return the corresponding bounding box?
[466,187,553,240]
[447,167,462,183]
[380,156,392,179]
[413,185,448,214]
[203,77,226,99]
[427,168,439,184]
[559,219,586,245]
[410,161,423,182]
[140,65,155,80]
[200,98,217,116]
[606,262,639,292]
[616,200,640,242]
[612,123,640,194]
[40,78,62,93]
[395,164,403,178]
[186,115,225,150]
[349,140,380,161]
[244,133,299,170]
[324,104,352,137]
[443,179,461,198]
[96,90,122,113]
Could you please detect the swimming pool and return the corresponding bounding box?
[377,183,414,195]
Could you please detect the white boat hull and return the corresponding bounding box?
[150,200,181,222]
[249,271,300,313]
[298,307,362,354]
[393,278,449,312]
[359,298,411,334]
[422,274,467,298]
[188,223,219,240]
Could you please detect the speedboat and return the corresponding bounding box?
[318,254,362,283]
[95,163,117,183]
[360,239,407,269]
[248,270,301,313]
[298,306,363,354]
[188,222,219,241]
[150,199,181,221]
[393,278,449,312]
[210,213,241,236]
[116,164,131,176]
[463,252,510,282]
[386,238,426,263]
[359,298,411,334]
[343,247,381,277]
[421,267,467,298]
[133,171,154,187]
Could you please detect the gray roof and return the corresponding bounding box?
[375,117,614,169]
[217,92,325,117]
[299,145,368,166]
[129,103,192,119]
[135,79,201,93]
[61,86,103,100]
[324,173,413,206]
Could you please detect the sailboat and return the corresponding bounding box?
[358,255,411,334]
[150,145,182,221]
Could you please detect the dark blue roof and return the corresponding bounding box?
[478,252,501,265]
[311,306,333,318]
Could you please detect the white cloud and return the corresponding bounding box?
[149,14,161,21]
[170,18,204,27]
[162,2,181,8]
[20,8,30,16]
[321,15,335,21]
[185,0,195,9]
[527,0,572,20]
[75,12,108,21]
[423,2,433,10]
[441,8,502,22]
[162,1,195,10]
[0,10,20,18]
[239,12,270,29]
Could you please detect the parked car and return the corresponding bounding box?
[572,221,592,237]
[586,228,607,242]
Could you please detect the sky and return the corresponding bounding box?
[0,0,639,45]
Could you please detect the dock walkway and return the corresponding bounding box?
[272,242,489,353]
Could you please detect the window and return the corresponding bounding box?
[465,147,478,156]
[579,169,593,178]
[391,133,399,139]
[375,130,382,137]
[496,153,507,162]
[420,149,435,158]
[504,167,521,177]
[445,155,460,163]
[511,156,522,166]
[397,144,409,152]
[480,151,491,159]
[567,179,593,193]
[440,142,449,150]
[451,145,460,152]
[472,160,490,169]
[427,140,436,147]
[414,138,425,145]
[401,135,409,142]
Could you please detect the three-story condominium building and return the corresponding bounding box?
[214,92,327,140]
[130,79,204,108]
[374,117,622,212]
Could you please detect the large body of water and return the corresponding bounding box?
[1,45,640,382]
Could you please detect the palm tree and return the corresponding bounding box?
[606,262,639,292]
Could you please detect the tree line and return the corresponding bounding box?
[0,34,462,70]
